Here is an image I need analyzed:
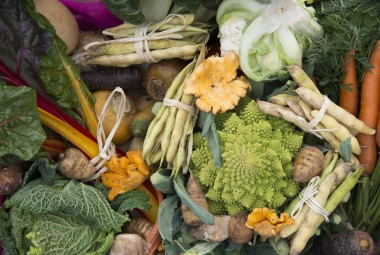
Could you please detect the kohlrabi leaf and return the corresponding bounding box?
[150,168,175,194]
[158,195,180,242]
[25,213,114,255]
[0,86,46,164]
[5,179,128,232]
[197,111,222,167]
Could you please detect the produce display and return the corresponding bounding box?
[1,0,380,255]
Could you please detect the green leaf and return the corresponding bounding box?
[25,213,114,255]
[340,138,352,162]
[150,168,175,194]
[5,179,128,232]
[112,190,151,214]
[101,0,144,24]
[21,158,58,187]
[173,172,214,225]
[197,111,222,167]
[240,243,276,255]
[158,195,180,242]
[174,0,201,13]
[183,242,221,255]
[0,207,17,255]
[0,86,46,164]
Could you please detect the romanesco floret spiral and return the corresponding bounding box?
[191,97,304,215]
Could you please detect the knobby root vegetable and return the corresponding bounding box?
[295,87,375,135]
[228,212,254,244]
[312,230,375,255]
[143,58,188,101]
[124,217,154,239]
[293,146,324,183]
[287,65,320,93]
[57,148,96,180]
[189,215,231,243]
[310,110,361,155]
[290,173,337,255]
[109,234,148,255]
[0,162,23,195]
[181,171,209,226]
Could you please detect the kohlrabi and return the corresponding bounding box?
[217,0,323,82]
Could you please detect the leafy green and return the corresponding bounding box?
[4,178,127,254]
[21,158,57,187]
[94,182,151,214]
[150,168,176,194]
[197,111,222,167]
[305,0,380,102]
[101,0,145,24]
[0,0,94,122]
[0,86,46,164]
[4,179,127,232]
[173,172,215,225]
[183,242,221,255]
[158,195,181,242]
[0,207,17,255]
[340,138,352,163]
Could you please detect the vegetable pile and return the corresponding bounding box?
[1,0,380,255]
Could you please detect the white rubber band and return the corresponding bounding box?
[291,176,330,222]
[81,87,128,182]
[305,95,331,131]
[163,98,197,116]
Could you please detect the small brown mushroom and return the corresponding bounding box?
[228,212,254,244]
[0,162,24,195]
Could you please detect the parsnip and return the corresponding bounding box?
[286,98,306,118]
[295,87,375,135]
[310,110,361,155]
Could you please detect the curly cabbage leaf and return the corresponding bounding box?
[4,179,127,255]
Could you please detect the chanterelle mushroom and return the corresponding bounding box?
[245,207,294,241]
[183,50,250,114]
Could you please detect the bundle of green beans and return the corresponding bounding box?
[85,14,210,67]
[142,50,204,175]
[347,156,380,234]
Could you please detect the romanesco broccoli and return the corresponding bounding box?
[191,99,303,215]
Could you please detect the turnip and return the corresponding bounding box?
[312,230,375,255]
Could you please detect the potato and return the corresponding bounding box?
[33,0,79,55]
[0,162,24,195]
[189,215,231,243]
[293,146,324,183]
[109,234,147,255]
[93,90,138,145]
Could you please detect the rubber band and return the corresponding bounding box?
[304,95,331,131]
[291,176,330,222]
[163,98,197,116]
[83,14,188,58]
[81,87,128,182]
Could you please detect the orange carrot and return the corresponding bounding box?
[357,40,380,175]
[339,50,359,117]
